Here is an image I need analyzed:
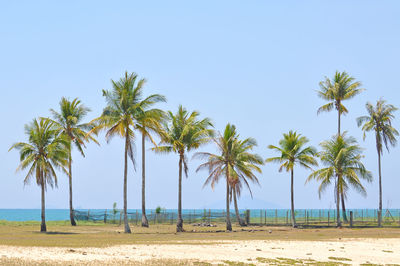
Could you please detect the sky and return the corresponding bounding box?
[1,1,400,210]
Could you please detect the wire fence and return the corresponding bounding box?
[74,209,400,227]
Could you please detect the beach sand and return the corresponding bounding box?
[0,238,399,265]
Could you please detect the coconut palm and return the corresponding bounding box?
[91,71,165,233]
[135,101,167,227]
[154,105,213,232]
[357,99,398,226]
[317,70,364,221]
[194,124,263,230]
[307,133,372,227]
[50,97,98,226]
[9,118,69,232]
[266,131,317,227]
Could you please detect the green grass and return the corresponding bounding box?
[0,221,399,248]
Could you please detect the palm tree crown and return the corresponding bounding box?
[50,97,97,155]
[317,71,364,118]
[195,124,263,190]
[266,131,317,172]
[357,99,398,154]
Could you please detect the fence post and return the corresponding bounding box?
[350,211,353,227]
[119,212,122,226]
[104,209,107,223]
[377,210,381,227]
[328,211,330,227]
[87,210,90,221]
[260,210,262,224]
[264,210,266,225]
[245,210,250,225]
[286,211,288,226]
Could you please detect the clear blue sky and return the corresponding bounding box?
[1,1,399,210]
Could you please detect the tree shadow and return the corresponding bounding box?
[32,231,79,235]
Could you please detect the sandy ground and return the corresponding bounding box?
[0,238,399,265]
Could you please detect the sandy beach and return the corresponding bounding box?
[1,238,399,265]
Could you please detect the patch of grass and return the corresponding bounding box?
[276,257,304,264]
[222,261,255,266]
[382,250,393,253]
[328,257,352,262]
[256,257,348,265]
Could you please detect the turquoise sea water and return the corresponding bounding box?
[1,209,399,221]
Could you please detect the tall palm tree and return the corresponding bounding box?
[50,97,97,226]
[317,70,364,221]
[154,105,213,232]
[9,118,69,232]
[135,102,166,227]
[266,131,317,228]
[307,133,372,227]
[194,124,263,230]
[357,99,398,226]
[91,71,164,233]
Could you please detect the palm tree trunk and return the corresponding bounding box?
[337,108,341,136]
[123,132,131,233]
[68,151,76,226]
[378,149,383,227]
[141,133,149,227]
[337,108,348,223]
[341,195,348,222]
[290,168,296,228]
[40,174,46,232]
[176,153,184,232]
[225,166,232,231]
[233,186,245,226]
[336,175,342,227]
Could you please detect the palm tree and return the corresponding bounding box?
[357,99,398,226]
[317,70,364,221]
[154,105,213,232]
[194,124,263,230]
[9,118,69,232]
[266,131,317,228]
[307,133,372,227]
[135,100,166,227]
[50,97,97,226]
[91,71,164,233]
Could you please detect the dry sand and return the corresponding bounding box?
[0,238,399,265]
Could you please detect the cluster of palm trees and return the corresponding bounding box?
[9,71,398,233]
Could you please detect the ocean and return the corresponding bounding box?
[1,208,399,221]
